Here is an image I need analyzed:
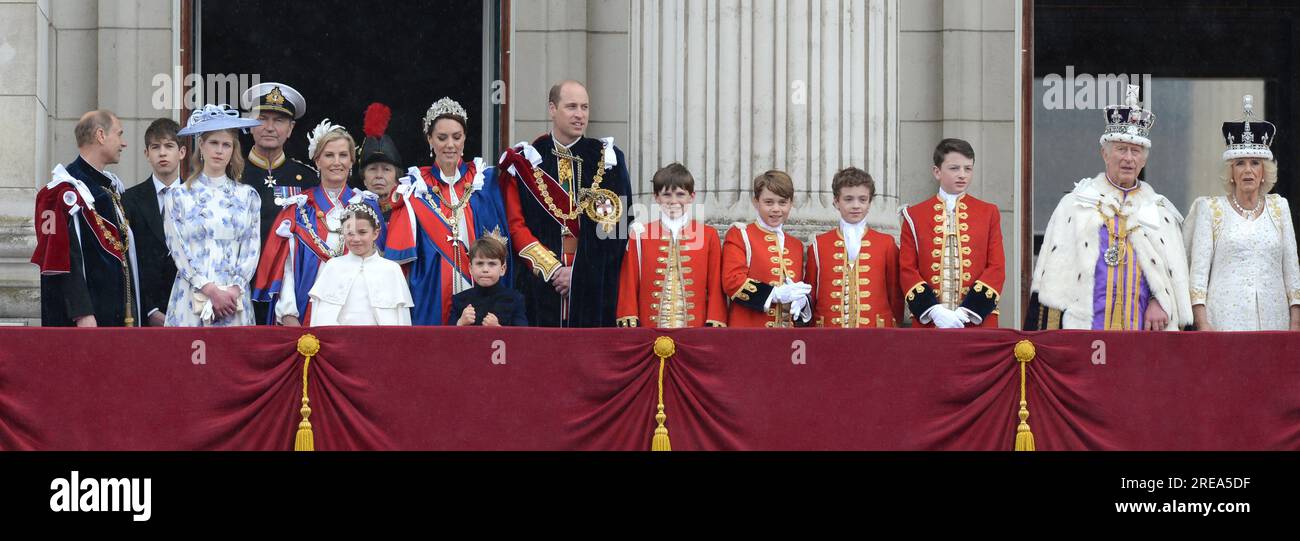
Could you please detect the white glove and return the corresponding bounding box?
[930,306,967,329]
[789,293,812,322]
[772,282,812,304]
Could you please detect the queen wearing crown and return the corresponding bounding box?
[382,97,513,325]
[1026,84,1192,331]
[252,120,388,326]
[1183,95,1300,331]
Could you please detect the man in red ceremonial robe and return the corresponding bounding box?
[31,110,140,327]
[497,80,633,327]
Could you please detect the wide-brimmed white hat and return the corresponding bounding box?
[177,104,262,136]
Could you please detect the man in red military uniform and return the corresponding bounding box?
[899,138,1006,328]
[806,167,904,327]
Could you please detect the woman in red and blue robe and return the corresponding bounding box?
[385,98,512,326]
[252,123,387,325]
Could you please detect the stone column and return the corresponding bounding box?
[95,0,177,183]
[508,0,631,153]
[628,0,898,239]
[0,0,51,324]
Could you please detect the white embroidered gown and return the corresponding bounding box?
[1186,194,1300,330]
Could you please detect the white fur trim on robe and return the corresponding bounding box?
[1030,172,1193,330]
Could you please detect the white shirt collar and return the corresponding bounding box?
[839,217,867,236]
[435,165,462,185]
[938,189,963,211]
[551,131,581,150]
[345,249,381,262]
[839,217,867,260]
[660,213,689,239]
[754,220,783,235]
[151,174,178,194]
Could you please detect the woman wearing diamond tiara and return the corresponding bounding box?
[383,97,513,326]
[164,104,263,327]
[252,120,388,326]
[1185,95,1300,331]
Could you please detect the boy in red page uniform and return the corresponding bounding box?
[616,163,726,328]
[806,167,904,327]
[721,170,811,328]
[899,138,1005,328]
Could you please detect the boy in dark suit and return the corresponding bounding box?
[123,118,185,326]
[451,234,528,327]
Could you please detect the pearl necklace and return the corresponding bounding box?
[1229,193,1264,219]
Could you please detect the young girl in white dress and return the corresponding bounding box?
[307,204,413,326]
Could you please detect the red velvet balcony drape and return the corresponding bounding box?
[1,327,1296,451]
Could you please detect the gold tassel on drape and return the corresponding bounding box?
[1013,340,1036,451]
[651,336,675,451]
[294,334,321,451]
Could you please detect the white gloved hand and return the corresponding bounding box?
[930,306,967,329]
[775,282,812,304]
[790,293,811,321]
[766,284,792,308]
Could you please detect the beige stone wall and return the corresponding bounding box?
[0,0,176,324]
[509,0,630,150]
[897,0,1018,325]
[0,0,51,324]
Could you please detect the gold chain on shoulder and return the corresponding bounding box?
[298,204,344,258]
[533,145,607,221]
[95,191,131,253]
